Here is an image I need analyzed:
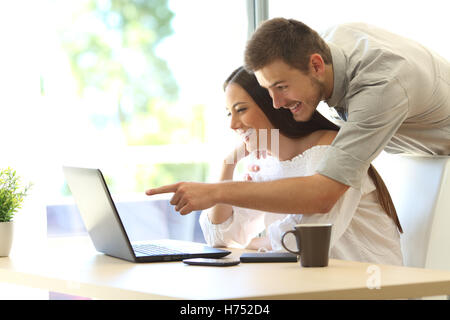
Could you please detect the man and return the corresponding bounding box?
[146,18,450,215]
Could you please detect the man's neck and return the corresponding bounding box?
[323,64,334,100]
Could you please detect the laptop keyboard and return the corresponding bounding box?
[132,244,184,256]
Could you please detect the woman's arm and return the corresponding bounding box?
[198,145,267,248]
[204,143,249,224]
[205,162,235,224]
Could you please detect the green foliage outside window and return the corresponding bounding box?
[60,163,210,196]
[53,0,209,194]
[135,163,210,192]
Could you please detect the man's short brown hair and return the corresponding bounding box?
[244,18,332,73]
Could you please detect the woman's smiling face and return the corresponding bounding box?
[225,82,275,153]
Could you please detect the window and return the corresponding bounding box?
[0,0,248,242]
[268,0,450,59]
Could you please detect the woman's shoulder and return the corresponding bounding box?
[280,145,331,167]
[280,130,338,173]
[311,129,338,146]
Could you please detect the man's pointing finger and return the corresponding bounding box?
[145,183,179,196]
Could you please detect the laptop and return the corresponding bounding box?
[63,166,230,262]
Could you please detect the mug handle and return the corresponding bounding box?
[281,230,301,255]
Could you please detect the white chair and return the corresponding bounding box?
[373,152,450,270]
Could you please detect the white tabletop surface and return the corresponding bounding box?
[1,236,450,299]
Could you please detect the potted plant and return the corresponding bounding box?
[0,167,31,256]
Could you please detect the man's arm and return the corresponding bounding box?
[217,173,348,214]
[319,78,410,189]
[146,173,349,215]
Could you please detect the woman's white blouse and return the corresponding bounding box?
[199,145,403,266]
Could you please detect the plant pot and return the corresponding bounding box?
[0,221,14,257]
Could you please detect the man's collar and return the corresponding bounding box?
[326,42,347,107]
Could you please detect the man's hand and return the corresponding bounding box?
[145,182,218,215]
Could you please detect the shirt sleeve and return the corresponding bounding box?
[199,207,266,248]
[317,77,409,189]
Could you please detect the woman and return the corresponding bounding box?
[199,66,403,266]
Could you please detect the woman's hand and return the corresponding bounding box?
[246,236,272,251]
[224,142,249,166]
[224,142,269,181]
[243,150,266,181]
[244,164,259,181]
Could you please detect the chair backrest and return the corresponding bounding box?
[373,153,450,269]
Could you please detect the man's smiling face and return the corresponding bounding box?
[255,59,326,122]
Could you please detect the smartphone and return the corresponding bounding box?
[240,252,298,263]
[182,258,241,267]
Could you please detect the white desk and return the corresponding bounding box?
[1,236,450,300]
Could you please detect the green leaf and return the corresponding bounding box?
[0,168,32,222]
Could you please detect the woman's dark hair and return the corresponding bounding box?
[224,66,403,233]
[224,66,339,137]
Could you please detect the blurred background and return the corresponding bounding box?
[0,0,449,246]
